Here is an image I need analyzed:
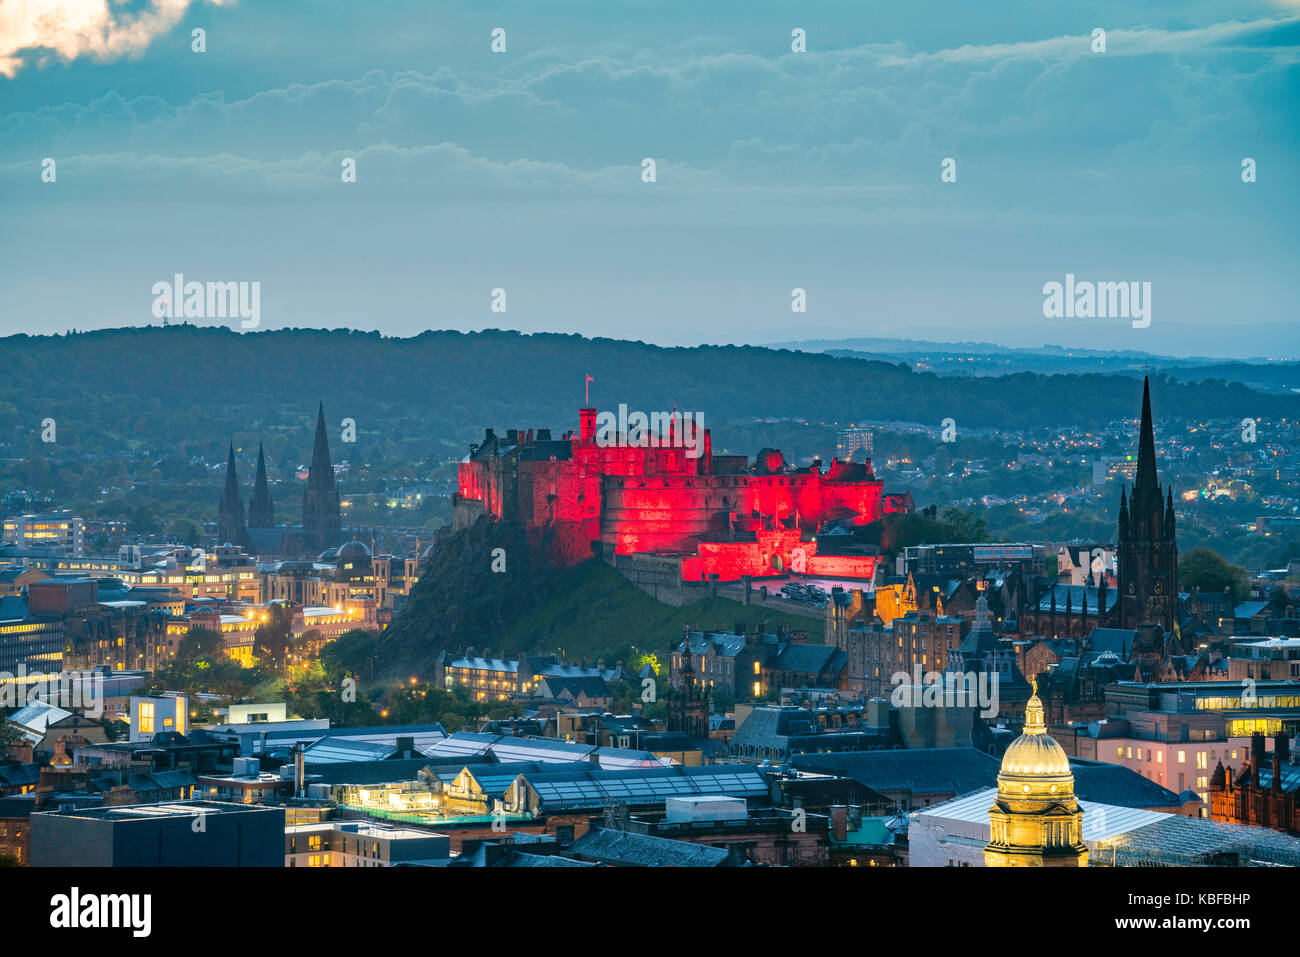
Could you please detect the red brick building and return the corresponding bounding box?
[1209,733,1300,834]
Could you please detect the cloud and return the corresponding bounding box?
[2,24,1283,189]
[877,15,1300,66]
[0,0,233,78]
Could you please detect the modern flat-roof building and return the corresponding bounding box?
[28,800,284,867]
[902,543,1047,578]
[48,545,260,603]
[0,594,63,675]
[1069,679,1300,806]
[1228,637,1300,682]
[2,513,84,557]
[285,820,450,867]
[129,694,188,743]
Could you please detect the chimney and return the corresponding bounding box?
[1251,733,1266,787]
[396,735,415,759]
[1278,732,1292,765]
[830,805,848,843]
[293,744,305,798]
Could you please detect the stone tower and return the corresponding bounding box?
[248,442,275,529]
[301,403,341,551]
[666,648,708,738]
[217,443,248,547]
[1117,377,1178,632]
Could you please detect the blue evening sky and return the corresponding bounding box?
[2,1,1297,357]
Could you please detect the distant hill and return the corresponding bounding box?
[1,327,1296,471]
[769,336,1258,362]
[772,337,1300,393]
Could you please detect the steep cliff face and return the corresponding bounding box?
[380,515,829,677]
[379,515,565,672]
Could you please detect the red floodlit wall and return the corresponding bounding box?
[682,529,805,582]
[456,409,905,568]
[678,529,878,582]
[802,554,879,579]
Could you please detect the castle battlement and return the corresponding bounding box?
[453,404,910,582]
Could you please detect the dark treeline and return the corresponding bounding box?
[2,327,1292,464]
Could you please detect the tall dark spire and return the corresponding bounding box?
[1134,376,1159,499]
[248,442,275,529]
[309,402,332,478]
[1116,376,1178,636]
[301,402,341,550]
[217,443,248,546]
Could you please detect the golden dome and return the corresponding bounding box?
[998,678,1072,780]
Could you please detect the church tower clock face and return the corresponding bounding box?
[1154,581,1163,594]
[1128,582,1135,594]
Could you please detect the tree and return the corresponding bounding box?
[320,629,380,683]
[165,518,204,545]
[176,626,223,666]
[0,721,26,756]
[941,507,987,543]
[253,604,293,672]
[1268,586,1294,616]
[129,505,157,536]
[1180,548,1249,602]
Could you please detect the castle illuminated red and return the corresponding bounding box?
[453,403,912,582]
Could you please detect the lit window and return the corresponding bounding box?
[1177,750,1186,764]
[138,702,155,734]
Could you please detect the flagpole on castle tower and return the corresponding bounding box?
[585,374,593,406]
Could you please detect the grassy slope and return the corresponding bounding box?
[496,561,823,662]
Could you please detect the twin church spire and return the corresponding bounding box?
[217,441,275,547]
[217,403,339,551]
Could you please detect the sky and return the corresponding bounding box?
[1,0,1298,358]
